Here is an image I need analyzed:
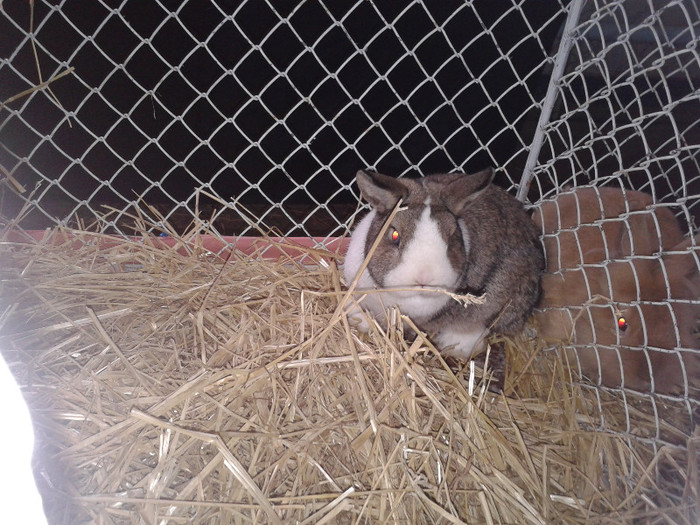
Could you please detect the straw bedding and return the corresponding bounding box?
[0,225,698,524]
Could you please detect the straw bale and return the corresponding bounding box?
[0,225,698,524]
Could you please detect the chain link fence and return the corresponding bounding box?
[1,0,699,443]
[1,0,569,237]
[532,0,700,445]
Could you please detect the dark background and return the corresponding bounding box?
[1,1,698,237]
[0,0,567,235]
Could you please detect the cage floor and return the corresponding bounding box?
[0,227,698,524]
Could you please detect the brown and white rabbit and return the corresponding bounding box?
[533,186,685,271]
[343,169,544,359]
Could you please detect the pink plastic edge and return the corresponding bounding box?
[5,230,350,262]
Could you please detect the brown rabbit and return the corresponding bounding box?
[533,186,685,271]
[535,185,699,394]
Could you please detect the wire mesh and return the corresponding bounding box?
[529,0,700,443]
[0,0,566,237]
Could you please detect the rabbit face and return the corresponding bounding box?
[536,302,699,393]
[364,203,466,319]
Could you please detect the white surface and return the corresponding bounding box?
[0,352,48,524]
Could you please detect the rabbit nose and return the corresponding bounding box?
[415,270,434,287]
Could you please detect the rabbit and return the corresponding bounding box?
[536,214,700,394]
[343,168,544,360]
[535,300,700,393]
[540,235,700,307]
[533,186,685,271]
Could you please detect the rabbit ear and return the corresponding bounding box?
[441,168,495,214]
[356,170,408,213]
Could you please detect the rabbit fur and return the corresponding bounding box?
[343,169,544,360]
[534,185,699,394]
[535,300,699,393]
[533,186,685,271]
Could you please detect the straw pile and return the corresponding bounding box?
[0,222,698,524]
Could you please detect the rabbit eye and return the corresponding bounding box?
[390,229,400,245]
[617,317,628,332]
